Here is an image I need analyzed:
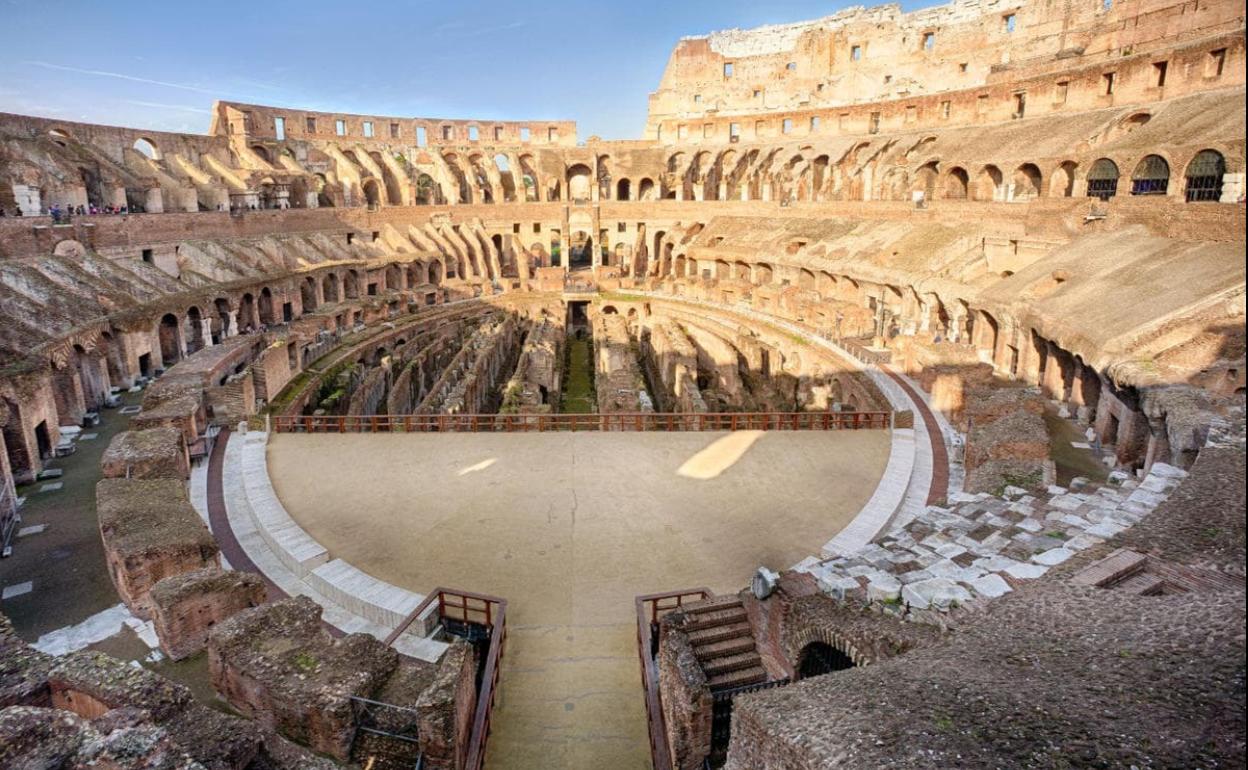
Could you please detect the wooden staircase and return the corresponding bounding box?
[683,596,767,690]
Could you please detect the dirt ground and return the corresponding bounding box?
[267,429,891,770]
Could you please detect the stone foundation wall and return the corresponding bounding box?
[657,624,713,770]
[96,478,220,618]
[100,426,189,480]
[149,568,266,661]
[416,640,478,770]
[208,596,412,760]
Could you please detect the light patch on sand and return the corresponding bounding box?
[458,457,498,476]
[677,431,764,480]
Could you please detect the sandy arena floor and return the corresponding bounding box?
[267,429,890,769]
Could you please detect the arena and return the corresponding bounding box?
[0,0,1244,768]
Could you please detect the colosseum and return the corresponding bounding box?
[0,0,1244,767]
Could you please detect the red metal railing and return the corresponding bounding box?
[385,587,507,770]
[271,410,891,433]
[635,588,713,770]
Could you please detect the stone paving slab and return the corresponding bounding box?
[3,581,33,599]
[798,462,1189,611]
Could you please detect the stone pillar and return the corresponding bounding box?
[200,319,214,348]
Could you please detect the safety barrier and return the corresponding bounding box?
[271,410,892,433]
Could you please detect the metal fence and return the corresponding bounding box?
[271,410,892,433]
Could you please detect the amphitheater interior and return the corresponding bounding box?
[0,1,1245,768]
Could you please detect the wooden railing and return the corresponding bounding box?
[271,410,892,433]
[385,587,507,770]
[635,588,713,770]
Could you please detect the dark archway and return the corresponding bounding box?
[158,313,181,365]
[797,642,856,679]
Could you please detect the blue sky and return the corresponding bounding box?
[0,0,935,140]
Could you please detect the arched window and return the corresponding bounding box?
[797,642,855,679]
[1131,155,1170,196]
[1086,158,1119,200]
[133,138,160,160]
[1184,150,1226,202]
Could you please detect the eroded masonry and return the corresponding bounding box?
[0,0,1244,767]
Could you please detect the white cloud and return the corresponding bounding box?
[123,99,212,114]
[25,60,220,95]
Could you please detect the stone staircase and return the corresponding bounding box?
[683,596,767,690]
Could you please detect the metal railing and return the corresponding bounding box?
[384,587,507,770]
[635,588,713,770]
[271,410,892,433]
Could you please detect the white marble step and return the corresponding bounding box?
[308,558,426,629]
[239,433,328,576]
[222,434,448,662]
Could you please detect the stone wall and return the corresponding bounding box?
[95,478,220,618]
[207,596,441,761]
[149,567,266,661]
[0,616,339,770]
[416,640,478,770]
[100,426,189,480]
[657,622,713,770]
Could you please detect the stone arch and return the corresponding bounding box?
[362,178,383,208]
[617,178,631,201]
[638,178,656,201]
[133,137,160,160]
[797,641,857,679]
[238,293,257,332]
[322,273,341,304]
[415,173,438,205]
[1130,154,1170,196]
[493,154,516,202]
[251,145,271,164]
[566,164,593,202]
[1012,163,1043,200]
[385,263,403,291]
[158,313,182,365]
[784,625,871,674]
[213,298,232,342]
[258,287,276,325]
[973,165,1003,201]
[185,306,205,354]
[1184,149,1226,202]
[944,166,969,199]
[1086,158,1120,200]
[913,161,939,200]
[315,174,336,207]
[1051,161,1077,197]
[53,239,87,258]
[369,151,404,205]
[345,270,361,299]
[301,276,319,311]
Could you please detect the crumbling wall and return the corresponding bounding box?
[416,640,478,770]
[657,620,713,770]
[100,426,189,480]
[96,478,220,618]
[150,567,266,661]
[595,314,652,414]
[208,596,409,760]
[962,386,1053,493]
